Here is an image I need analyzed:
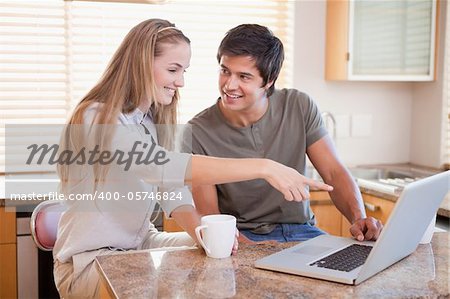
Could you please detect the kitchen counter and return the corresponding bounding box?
[310,163,449,218]
[314,185,449,218]
[1,172,59,212]
[359,186,449,219]
[2,164,448,215]
[96,232,449,298]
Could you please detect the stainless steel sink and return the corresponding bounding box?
[304,166,378,181]
[305,166,437,195]
[305,166,434,181]
[348,168,423,180]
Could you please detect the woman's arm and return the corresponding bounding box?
[169,205,201,242]
[186,155,333,202]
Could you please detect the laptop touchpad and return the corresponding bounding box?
[293,245,333,256]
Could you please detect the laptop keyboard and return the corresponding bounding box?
[309,244,373,272]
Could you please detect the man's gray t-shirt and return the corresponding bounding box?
[186,88,327,233]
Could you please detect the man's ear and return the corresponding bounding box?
[265,80,274,90]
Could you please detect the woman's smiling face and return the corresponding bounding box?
[153,41,191,105]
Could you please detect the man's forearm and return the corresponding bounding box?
[192,185,221,216]
[326,168,366,224]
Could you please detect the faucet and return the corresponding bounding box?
[321,111,337,145]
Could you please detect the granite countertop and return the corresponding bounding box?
[96,232,449,299]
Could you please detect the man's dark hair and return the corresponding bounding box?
[217,24,284,97]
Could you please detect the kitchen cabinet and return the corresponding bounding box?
[325,0,439,81]
[312,191,395,237]
[361,193,395,226]
[163,215,183,232]
[164,192,396,237]
[310,191,342,236]
[163,195,346,234]
[164,191,346,234]
[0,206,17,299]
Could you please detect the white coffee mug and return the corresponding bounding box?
[195,214,236,259]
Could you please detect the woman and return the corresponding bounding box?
[54,19,332,298]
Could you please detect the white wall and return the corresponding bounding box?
[293,1,415,166]
[410,0,448,168]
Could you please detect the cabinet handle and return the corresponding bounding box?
[364,202,380,212]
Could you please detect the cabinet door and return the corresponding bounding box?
[0,244,17,299]
[326,0,439,81]
[162,214,183,232]
[362,194,395,226]
[310,191,342,236]
[0,207,16,244]
[0,207,16,299]
[341,194,395,237]
[310,204,342,236]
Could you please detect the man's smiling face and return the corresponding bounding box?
[218,55,270,113]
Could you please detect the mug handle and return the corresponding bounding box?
[195,225,211,255]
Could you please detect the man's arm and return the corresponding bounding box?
[192,185,220,215]
[307,135,383,240]
[192,185,259,244]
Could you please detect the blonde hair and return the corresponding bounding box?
[58,19,190,191]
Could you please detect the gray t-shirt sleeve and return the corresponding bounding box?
[181,122,207,155]
[301,94,327,147]
[158,186,194,217]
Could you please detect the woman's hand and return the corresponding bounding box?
[232,229,239,255]
[262,160,333,201]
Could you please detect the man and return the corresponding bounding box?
[185,24,382,242]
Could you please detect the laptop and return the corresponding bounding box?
[255,170,449,285]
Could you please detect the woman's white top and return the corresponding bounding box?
[53,103,194,264]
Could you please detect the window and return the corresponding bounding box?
[351,0,436,79]
[444,0,450,169]
[0,0,294,172]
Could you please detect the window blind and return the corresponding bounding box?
[351,0,435,76]
[444,0,450,168]
[0,0,294,173]
[0,1,66,173]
